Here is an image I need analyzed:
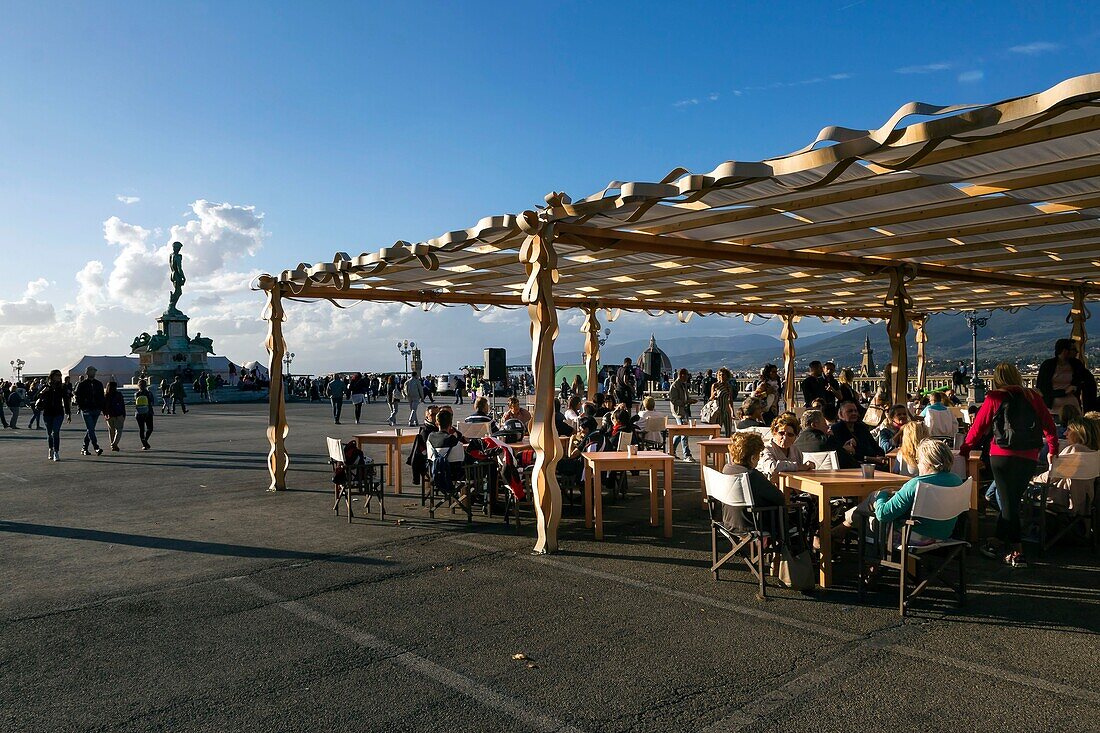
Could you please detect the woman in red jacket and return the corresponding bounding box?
[960,362,1058,568]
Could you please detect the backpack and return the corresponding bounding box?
[699,399,719,424]
[430,441,456,495]
[992,390,1042,451]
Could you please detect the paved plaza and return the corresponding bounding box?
[2,399,1099,732]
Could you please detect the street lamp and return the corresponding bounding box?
[10,358,25,382]
[597,328,611,349]
[962,311,990,404]
[397,339,415,375]
[283,351,295,377]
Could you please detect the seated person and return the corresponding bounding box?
[922,391,957,438]
[408,405,441,483]
[635,396,665,445]
[845,438,965,547]
[758,414,815,482]
[553,398,576,436]
[1056,402,1082,440]
[944,388,962,406]
[609,407,634,443]
[427,408,470,504]
[562,394,583,425]
[826,400,885,469]
[735,397,767,430]
[1033,416,1099,514]
[793,409,830,454]
[464,396,498,431]
[501,396,532,431]
[594,393,616,419]
[877,404,911,454]
[719,432,788,537]
[893,421,931,476]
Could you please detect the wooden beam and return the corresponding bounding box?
[914,314,929,392]
[262,281,290,491]
[581,306,601,402]
[554,222,1094,294]
[1071,289,1090,368]
[780,313,798,410]
[285,284,887,319]
[886,269,911,403]
[520,212,563,554]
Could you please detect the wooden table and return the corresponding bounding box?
[886,449,983,543]
[665,423,722,441]
[582,451,674,540]
[697,438,733,507]
[778,469,912,588]
[354,430,418,494]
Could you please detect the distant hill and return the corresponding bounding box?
[558,306,1088,374]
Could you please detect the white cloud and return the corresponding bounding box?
[116,195,140,205]
[829,73,852,80]
[673,98,700,107]
[958,70,984,83]
[895,62,951,74]
[75,260,106,312]
[23,278,49,298]
[1009,41,1061,55]
[167,200,266,278]
[0,298,55,326]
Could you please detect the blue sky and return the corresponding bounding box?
[1,1,1097,374]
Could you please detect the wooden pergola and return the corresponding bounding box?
[258,72,1100,553]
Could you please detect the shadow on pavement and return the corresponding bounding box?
[0,521,387,566]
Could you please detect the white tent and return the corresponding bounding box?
[65,355,140,383]
[242,360,269,379]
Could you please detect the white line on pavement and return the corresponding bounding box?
[442,537,1100,705]
[228,577,587,733]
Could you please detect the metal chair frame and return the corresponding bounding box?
[704,466,786,600]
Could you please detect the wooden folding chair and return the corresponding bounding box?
[704,466,785,600]
[859,479,972,616]
[803,450,841,471]
[1026,451,1100,553]
[638,415,667,452]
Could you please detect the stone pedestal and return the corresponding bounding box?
[132,309,212,386]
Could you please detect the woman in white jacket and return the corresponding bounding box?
[1033,416,1099,514]
[922,391,959,438]
[757,414,815,483]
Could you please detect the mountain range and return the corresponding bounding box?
[559,305,1088,374]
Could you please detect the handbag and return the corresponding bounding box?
[778,545,815,591]
[699,399,719,424]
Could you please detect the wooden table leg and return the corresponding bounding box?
[385,444,396,488]
[393,442,403,495]
[584,468,593,529]
[699,446,709,508]
[817,491,832,588]
[663,460,673,539]
[649,467,659,527]
[594,467,604,540]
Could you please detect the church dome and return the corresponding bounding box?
[639,335,673,374]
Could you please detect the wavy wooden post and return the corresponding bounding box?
[261,277,290,491]
[519,200,564,554]
[582,306,601,402]
[913,313,929,392]
[1070,288,1090,367]
[780,312,798,410]
[885,267,914,404]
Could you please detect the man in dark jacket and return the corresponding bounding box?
[793,409,829,454]
[825,400,884,469]
[74,366,105,455]
[801,361,836,419]
[1037,338,1097,413]
[614,358,637,411]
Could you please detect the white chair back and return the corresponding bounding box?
[645,415,668,433]
[911,478,972,522]
[427,438,466,464]
[702,466,754,508]
[863,406,885,428]
[1049,450,1100,481]
[463,421,492,439]
[615,431,633,451]
[736,426,772,439]
[326,437,344,463]
[803,450,840,470]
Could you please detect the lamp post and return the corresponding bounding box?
[597,328,611,349]
[10,358,25,382]
[396,340,415,375]
[283,351,295,378]
[963,311,990,404]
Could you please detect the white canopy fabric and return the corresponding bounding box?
[65,356,140,383]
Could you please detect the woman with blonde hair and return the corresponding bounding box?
[1034,416,1099,514]
[896,421,931,476]
[961,362,1058,567]
[718,432,786,535]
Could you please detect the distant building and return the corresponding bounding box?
[859,336,877,377]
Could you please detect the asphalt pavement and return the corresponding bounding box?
[1,397,1098,732]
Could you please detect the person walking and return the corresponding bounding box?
[403,370,425,427]
[668,368,697,461]
[961,362,1058,568]
[453,375,465,405]
[39,370,71,461]
[349,372,368,424]
[327,373,347,424]
[75,366,105,455]
[26,380,44,429]
[103,380,127,451]
[385,374,400,427]
[1037,338,1097,414]
[159,379,171,414]
[0,381,8,430]
[6,382,26,430]
[134,378,154,450]
[170,375,189,414]
[205,372,218,403]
